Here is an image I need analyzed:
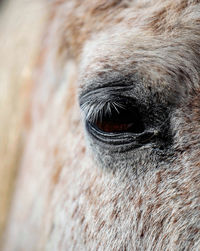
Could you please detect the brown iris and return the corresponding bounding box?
[96,121,134,133]
[93,106,144,134]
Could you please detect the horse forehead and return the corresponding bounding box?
[54,0,199,60]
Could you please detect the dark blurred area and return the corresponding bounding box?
[0,0,5,11]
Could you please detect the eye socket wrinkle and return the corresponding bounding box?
[79,74,138,98]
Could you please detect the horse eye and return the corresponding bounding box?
[90,106,145,134]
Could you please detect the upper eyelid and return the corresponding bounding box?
[78,74,140,98]
[79,85,133,107]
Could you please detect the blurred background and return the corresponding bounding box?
[0,0,47,246]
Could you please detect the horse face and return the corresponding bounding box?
[3,1,200,250]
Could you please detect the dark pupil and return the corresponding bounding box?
[94,106,145,134]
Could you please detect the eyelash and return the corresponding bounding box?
[80,100,127,124]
